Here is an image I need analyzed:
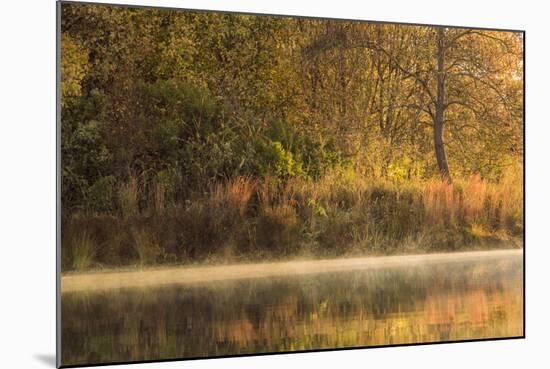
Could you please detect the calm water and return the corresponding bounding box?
[61,252,523,366]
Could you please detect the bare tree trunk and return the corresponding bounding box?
[434,27,452,183]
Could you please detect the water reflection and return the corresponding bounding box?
[61,254,523,366]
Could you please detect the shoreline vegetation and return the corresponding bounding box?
[60,5,523,272]
[63,171,523,272]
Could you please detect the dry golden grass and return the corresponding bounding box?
[210,177,256,216]
[462,174,487,223]
[152,180,166,213]
[130,227,162,265]
[118,175,139,218]
[424,179,460,227]
[62,171,523,270]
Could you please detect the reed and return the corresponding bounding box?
[69,230,96,270]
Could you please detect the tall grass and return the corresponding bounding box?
[130,227,162,265]
[69,230,96,270]
[211,176,255,217]
[62,170,523,271]
[118,175,139,218]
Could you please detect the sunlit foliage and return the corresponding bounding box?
[60,4,523,270]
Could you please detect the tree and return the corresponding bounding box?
[60,2,523,210]
[368,26,522,182]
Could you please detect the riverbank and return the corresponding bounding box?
[61,248,523,293]
[62,173,523,272]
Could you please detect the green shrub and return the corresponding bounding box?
[255,140,303,178]
[87,175,116,212]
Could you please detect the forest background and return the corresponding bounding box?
[60,3,524,270]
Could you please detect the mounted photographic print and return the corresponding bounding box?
[57,1,525,367]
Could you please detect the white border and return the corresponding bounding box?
[1,1,548,369]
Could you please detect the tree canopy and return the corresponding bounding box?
[61,4,523,212]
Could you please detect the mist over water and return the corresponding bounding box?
[61,252,523,366]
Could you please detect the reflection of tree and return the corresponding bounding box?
[62,260,523,365]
